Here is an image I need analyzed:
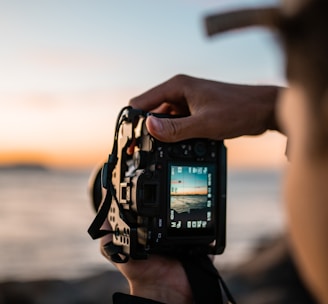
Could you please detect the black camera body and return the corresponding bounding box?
[89,107,227,261]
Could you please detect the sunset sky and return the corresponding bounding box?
[170,166,208,196]
[0,0,287,170]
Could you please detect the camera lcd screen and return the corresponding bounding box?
[168,164,216,237]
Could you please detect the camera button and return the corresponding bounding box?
[158,218,163,228]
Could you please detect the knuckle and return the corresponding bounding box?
[170,74,191,87]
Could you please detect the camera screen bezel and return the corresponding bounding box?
[166,161,217,238]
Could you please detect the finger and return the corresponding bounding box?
[129,75,191,111]
[150,103,175,114]
[146,115,206,142]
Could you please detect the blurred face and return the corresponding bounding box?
[278,82,328,304]
[277,83,310,162]
[282,0,312,15]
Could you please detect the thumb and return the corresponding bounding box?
[146,115,196,142]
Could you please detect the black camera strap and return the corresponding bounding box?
[88,107,130,240]
[88,106,143,241]
[87,155,116,239]
[179,255,236,304]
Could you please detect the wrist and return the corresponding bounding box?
[129,280,192,304]
[266,86,285,133]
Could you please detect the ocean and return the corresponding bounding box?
[0,167,286,281]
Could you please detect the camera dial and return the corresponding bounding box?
[194,141,207,157]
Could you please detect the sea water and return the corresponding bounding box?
[0,167,285,281]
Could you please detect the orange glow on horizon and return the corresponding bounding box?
[225,132,288,169]
[0,132,288,171]
[0,151,51,167]
[0,149,107,170]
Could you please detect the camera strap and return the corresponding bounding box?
[179,255,236,304]
[88,107,133,240]
[88,106,143,241]
[87,158,116,240]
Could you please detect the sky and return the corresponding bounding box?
[0,0,288,170]
[170,166,208,196]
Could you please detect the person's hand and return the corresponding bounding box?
[129,74,281,142]
[100,220,193,304]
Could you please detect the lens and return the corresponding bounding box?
[89,167,103,211]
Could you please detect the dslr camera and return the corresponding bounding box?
[88,107,227,262]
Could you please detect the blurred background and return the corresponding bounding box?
[0,0,288,282]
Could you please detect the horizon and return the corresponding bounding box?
[0,131,288,171]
